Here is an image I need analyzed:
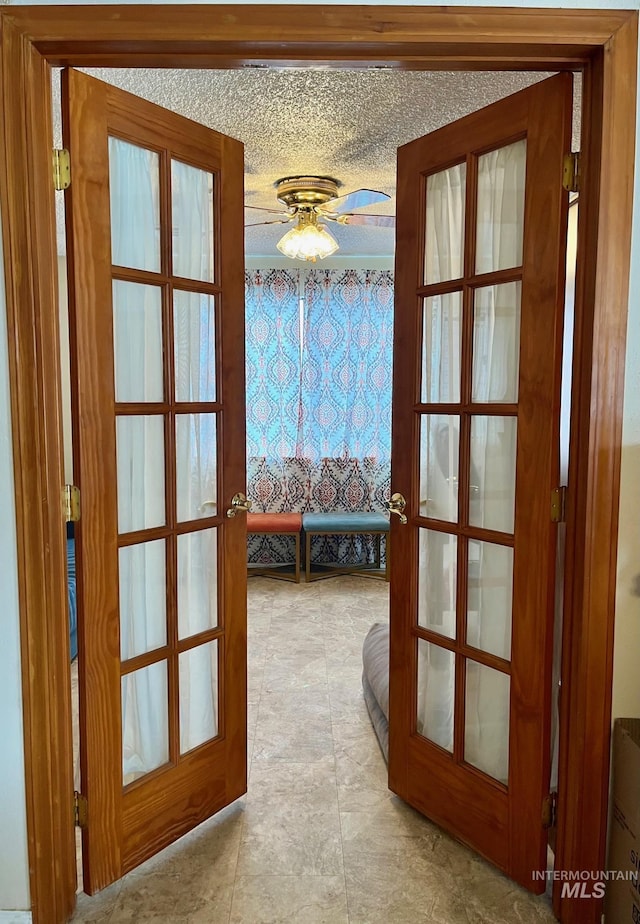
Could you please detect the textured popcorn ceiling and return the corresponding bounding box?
[53,68,581,257]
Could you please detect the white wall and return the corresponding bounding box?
[1,0,639,913]
[0,220,32,911]
[612,200,640,721]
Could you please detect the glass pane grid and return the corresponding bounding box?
[110,141,225,794]
[413,144,527,787]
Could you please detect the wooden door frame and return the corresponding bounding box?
[0,7,635,924]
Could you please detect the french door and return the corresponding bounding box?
[389,73,572,890]
[63,69,247,893]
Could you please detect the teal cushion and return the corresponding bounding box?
[302,512,389,532]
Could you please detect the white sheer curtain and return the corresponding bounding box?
[418,141,526,783]
[113,141,218,783]
[475,140,526,274]
[424,163,466,284]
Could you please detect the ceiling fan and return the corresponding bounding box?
[245,175,395,261]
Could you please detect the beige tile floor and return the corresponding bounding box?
[71,576,557,923]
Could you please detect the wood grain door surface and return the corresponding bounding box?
[63,68,247,894]
[389,73,572,891]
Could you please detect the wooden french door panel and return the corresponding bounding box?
[122,747,227,872]
[62,68,247,894]
[389,73,572,891]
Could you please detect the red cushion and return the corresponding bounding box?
[247,512,302,533]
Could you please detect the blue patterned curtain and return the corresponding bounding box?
[245,267,394,569]
[297,269,394,463]
[245,269,301,459]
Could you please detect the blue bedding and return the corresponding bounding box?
[67,526,77,661]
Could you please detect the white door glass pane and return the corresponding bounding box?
[417,639,454,752]
[475,139,527,275]
[467,540,513,661]
[465,660,510,784]
[424,162,466,284]
[174,291,216,402]
[472,282,521,403]
[119,539,166,661]
[176,413,217,522]
[116,415,165,533]
[180,640,219,754]
[469,416,517,534]
[113,280,164,403]
[418,529,457,639]
[178,528,218,639]
[109,137,160,273]
[122,660,168,785]
[422,292,462,403]
[171,160,215,283]
[419,415,459,522]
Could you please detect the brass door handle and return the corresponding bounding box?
[386,492,407,525]
[226,492,252,518]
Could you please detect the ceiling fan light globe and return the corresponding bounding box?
[276,222,339,261]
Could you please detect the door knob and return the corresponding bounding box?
[386,492,407,525]
[226,492,252,518]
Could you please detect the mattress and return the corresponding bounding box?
[362,621,390,762]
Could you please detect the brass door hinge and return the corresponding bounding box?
[53,148,71,191]
[542,791,557,829]
[74,791,88,829]
[63,484,81,523]
[551,486,567,523]
[562,152,581,193]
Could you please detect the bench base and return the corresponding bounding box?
[303,522,389,584]
[247,515,302,583]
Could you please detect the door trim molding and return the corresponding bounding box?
[0,7,635,923]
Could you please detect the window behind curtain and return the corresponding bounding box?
[298,269,393,463]
[245,267,394,464]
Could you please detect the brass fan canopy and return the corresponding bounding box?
[275,176,340,211]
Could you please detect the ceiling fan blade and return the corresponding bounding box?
[317,188,390,215]
[338,213,395,228]
[245,217,294,228]
[245,205,289,215]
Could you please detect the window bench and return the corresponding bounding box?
[247,512,302,583]
[302,512,390,583]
